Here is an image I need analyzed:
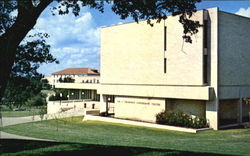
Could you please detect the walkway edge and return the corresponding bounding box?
[83,115,213,133]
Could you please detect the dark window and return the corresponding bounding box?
[203,20,208,84]
[203,55,208,84]
[164,26,167,51]
[164,58,167,73]
[203,20,208,49]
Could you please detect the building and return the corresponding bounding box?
[46,68,100,114]
[45,67,100,87]
[52,8,250,130]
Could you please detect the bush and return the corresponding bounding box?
[26,94,46,106]
[156,110,208,129]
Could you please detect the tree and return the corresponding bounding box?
[2,32,58,109]
[41,78,52,90]
[0,0,201,100]
[3,76,42,109]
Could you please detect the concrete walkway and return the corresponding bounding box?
[0,110,84,141]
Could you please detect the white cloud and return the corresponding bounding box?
[236,7,250,18]
[32,6,100,75]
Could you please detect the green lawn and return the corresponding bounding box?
[2,117,250,156]
[1,107,45,117]
[1,109,41,117]
[0,105,46,117]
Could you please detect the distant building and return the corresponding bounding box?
[46,67,100,87]
[50,8,250,130]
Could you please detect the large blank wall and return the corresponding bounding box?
[219,12,250,86]
[101,10,204,86]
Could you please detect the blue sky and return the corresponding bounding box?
[35,1,250,75]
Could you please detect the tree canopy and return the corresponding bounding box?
[0,0,201,100]
[2,31,58,109]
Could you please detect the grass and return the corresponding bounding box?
[2,116,250,156]
[0,105,45,117]
[0,139,229,156]
[1,109,42,117]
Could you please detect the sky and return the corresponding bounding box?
[34,1,250,76]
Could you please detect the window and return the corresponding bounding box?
[164,26,167,73]
[203,55,208,84]
[164,58,167,73]
[164,26,167,51]
[203,19,208,84]
[203,20,208,49]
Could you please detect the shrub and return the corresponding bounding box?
[26,94,46,106]
[156,110,208,129]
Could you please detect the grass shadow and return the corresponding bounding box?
[0,139,234,156]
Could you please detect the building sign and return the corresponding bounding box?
[117,99,161,106]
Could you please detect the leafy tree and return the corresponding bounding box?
[3,76,42,109]
[2,32,58,109]
[41,78,52,90]
[26,93,47,107]
[0,0,201,100]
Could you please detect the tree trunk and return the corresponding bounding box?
[0,0,52,100]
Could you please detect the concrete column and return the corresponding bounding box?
[99,94,106,112]
[206,99,219,130]
[205,8,219,130]
[79,90,81,100]
[91,90,95,100]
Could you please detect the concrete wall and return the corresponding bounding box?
[218,11,250,99]
[113,97,206,123]
[47,100,100,114]
[114,97,165,122]
[99,84,212,100]
[166,100,206,117]
[49,75,100,86]
[218,12,250,86]
[101,10,204,86]
[55,83,100,90]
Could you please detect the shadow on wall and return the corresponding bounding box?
[1,139,233,156]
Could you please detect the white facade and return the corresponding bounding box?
[52,8,250,130]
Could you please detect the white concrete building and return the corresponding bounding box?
[46,67,101,114]
[52,8,250,130]
[45,67,100,87]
